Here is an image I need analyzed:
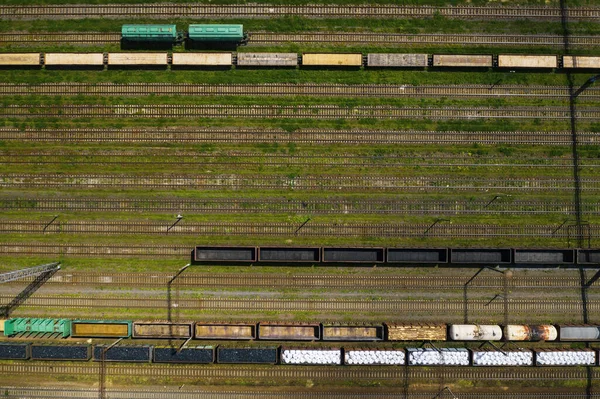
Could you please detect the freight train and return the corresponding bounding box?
[192,246,600,266]
[3,319,600,366]
[3,318,600,342]
[1,342,599,367]
[1,51,600,70]
[121,24,248,49]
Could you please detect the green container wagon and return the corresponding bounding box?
[188,24,246,42]
[4,318,71,338]
[121,24,178,43]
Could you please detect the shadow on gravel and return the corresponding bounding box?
[0,268,58,318]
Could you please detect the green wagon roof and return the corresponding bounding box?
[121,24,177,42]
[188,24,245,41]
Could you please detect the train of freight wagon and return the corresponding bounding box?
[2,319,600,366]
[3,318,600,342]
[0,24,599,69]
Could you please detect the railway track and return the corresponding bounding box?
[3,151,597,169]
[1,4,598,20]
[2,83,599,100]
[249,32,600,47]
[1,173,598,192]
[0,243,190,258]
[2,32,600,47]
[0,388,596,399]
[0,32,119,44]
[0,295,596,314]
[0,363,597,381]
[3,105,599,120]
[1,197,596,215]
[10,271,588,289]
[1,220,597,238]
[0,127,596,145]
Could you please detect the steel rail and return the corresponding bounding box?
[0,387,595,399]
[1,4,599,20]
[0,295,597,314]
[1,173,598,192]
[0,220,598,238]
[2,32,600,47]
[2,83,600,100]
[3,105,599,120]
[249,32,600,47]
[10,271,586,289]
[0,127,595,145]
[1,197,597,215]
[0,243,190,258]
[3,152,598,169]
[0,363,597,381]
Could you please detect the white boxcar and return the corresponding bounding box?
[172,53,232,66]
[302,53,362,67]
[562,56,600,69]
[45,53,104,66]
[498,55,557,68]
[0,53,40,66]
[108,53,168,65]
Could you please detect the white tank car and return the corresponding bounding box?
[449,324,502,341]
[504,325,557,341]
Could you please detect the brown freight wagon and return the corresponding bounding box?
[258,322,320,340]
[195,322,256,340]
[386,323,447,341]
[322,324,384,341]
[132,322,193,339]
[71,320,131,338]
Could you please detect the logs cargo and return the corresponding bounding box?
[195,322,256,340]
[71,320,131,338]
[385,323,447,341]
[322,324,384,341]
[432,55,492,68]
[258,323,320,340]
[132,322,193,339]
